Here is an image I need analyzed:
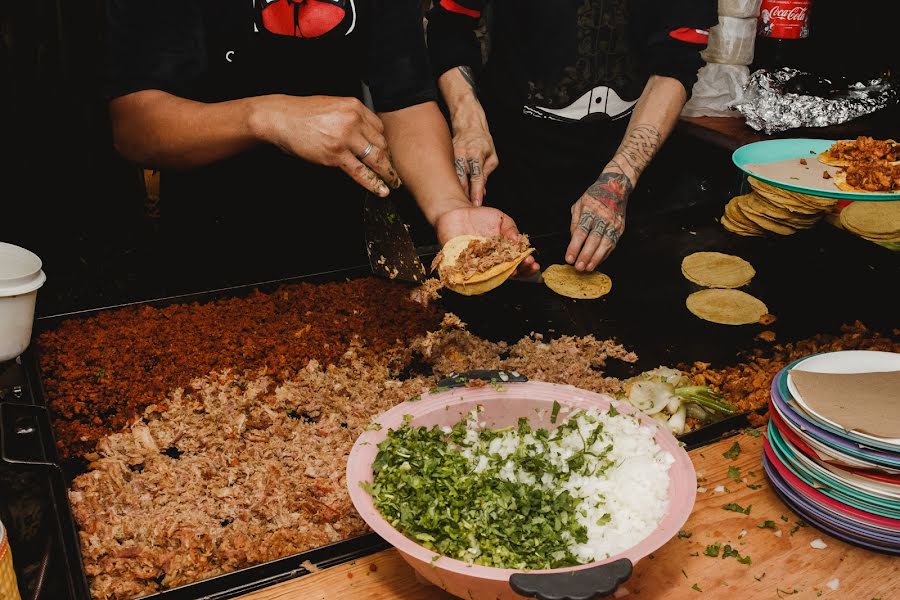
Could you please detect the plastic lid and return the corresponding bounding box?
[0,242,46,296]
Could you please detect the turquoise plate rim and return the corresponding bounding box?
[732,138,900,202]
[769,425,900,515]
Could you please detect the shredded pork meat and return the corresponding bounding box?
[439,235,531,283]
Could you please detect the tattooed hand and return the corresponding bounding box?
[565,168,632,271]
[449,66,499,206]
[565,124,660,270]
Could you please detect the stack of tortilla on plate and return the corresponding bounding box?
[838,201,900,250]
[722,177,837,237]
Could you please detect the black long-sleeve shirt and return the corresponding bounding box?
[428,0,715,123]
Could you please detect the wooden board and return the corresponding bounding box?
[237,430,900,600]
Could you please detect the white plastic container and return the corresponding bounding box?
[701,16,758,66]
[0,242,46,362]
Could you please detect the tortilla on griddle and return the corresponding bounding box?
[686,289,769,326]
[681,252,755,289]
[543,264,612,299]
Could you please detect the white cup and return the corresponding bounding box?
[0,242,47,362]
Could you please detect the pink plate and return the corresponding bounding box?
[347,381,696,600]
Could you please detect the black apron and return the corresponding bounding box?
[158,0,372,279]
[475,0,644,236]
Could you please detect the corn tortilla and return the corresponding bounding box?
[445,261,522,296]
[686,289,769,325]
[438,235,534,285]
[839,201,900,237]
[542,264,612,299]
[681,252,756,289]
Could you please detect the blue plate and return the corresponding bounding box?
[732,138,900,201]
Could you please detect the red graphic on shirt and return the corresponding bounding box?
[259,0,347,38]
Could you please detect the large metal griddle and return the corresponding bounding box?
[3,200,897,600]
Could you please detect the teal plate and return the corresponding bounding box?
[732,138,900,201]
[769,425,900,517]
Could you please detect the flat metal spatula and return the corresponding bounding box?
[363,191,426,283]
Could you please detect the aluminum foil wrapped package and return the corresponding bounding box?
[731,68,898,134]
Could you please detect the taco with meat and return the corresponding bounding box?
[431,234,534,295]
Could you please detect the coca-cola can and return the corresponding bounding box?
[758,0,812,39]
[0,519,22,600]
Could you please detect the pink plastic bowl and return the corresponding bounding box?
[347,380,696,600]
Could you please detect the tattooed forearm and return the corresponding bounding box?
[585,172,633,214]
[612,124,660,180]
[458,66,477,92]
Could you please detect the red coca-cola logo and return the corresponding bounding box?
[769,6,808,21]
[759,0,811,39]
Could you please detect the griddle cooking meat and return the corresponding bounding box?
[64,308,638,599]
[38,279,443,459]
[71,359,431,599]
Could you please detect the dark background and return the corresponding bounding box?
[0,1,896,316]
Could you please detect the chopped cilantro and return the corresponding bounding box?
[758,520,777,529]
[608,404,619,417]
[704,543,721,557]
[723,503,752,515]
[780,515,789,522]
[551,400,561,424]
[722,544,739,559]
[744,428,762,438]
[429,385,451,394]
[723,441,742,460]
[747,483,763,490]
[364,423,383,431]
[678,530,693,539]
[790,520,808,535]
[817,592,823,597]
[737,554,752,565]
[408,394,421,402]
[692,583,703,592]
[727,466,742,481]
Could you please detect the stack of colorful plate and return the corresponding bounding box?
[765,350,900,554]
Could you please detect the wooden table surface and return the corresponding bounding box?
[237,430,899,600]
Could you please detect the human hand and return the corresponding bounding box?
[434,205,540,276]
[565,171,631,271]
[252,95,400,196]
[450,117,499,206]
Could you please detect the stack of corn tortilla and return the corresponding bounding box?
[838,201,900,250]
[722,177,837,236]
